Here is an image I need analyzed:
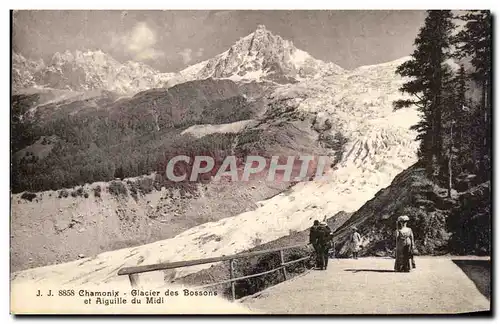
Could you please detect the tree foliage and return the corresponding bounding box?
[11,79,261,193]
[394,10,491,184]
[454,10,492,181]
[394,10,455,172]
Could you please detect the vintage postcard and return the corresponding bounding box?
[10,9,491,315]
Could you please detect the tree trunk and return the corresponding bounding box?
[448,122,453,198]
[480,80,489,181]
[435,101,443,171]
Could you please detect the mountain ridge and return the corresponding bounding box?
[12,50,175,95]
[172,25,346,86]
[13,25,347,95]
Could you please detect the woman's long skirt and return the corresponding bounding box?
[394,244,411,272]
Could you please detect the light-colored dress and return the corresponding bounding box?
[351,232,362,252]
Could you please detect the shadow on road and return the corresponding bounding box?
[344,269,395,273]
[453,259,491,300]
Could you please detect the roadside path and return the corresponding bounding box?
[241,257,490,314]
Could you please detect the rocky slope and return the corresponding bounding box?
[333,165,491,258]
[333,165,452,257]
[11,173,297,272]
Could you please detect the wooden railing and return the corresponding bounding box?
[117,243,325,301]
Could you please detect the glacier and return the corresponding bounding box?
[11,56,419,289]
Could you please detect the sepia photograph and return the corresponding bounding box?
[9,8,492,315]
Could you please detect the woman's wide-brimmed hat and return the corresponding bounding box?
[397,215,410,222]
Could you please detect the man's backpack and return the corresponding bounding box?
[318,224,333,246]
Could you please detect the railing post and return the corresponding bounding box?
[118,243,310,294]
[279,250,287,281]
[229,259,236,302]
[128,273,140,288]
[333,242,336,258]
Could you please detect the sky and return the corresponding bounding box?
[12,10,427,72]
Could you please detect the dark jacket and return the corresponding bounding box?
[309,225,320,245]
[310,224,333,247]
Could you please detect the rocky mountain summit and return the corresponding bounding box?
[174,25,345,86]
[12,50,175,94]
[13,25,345,95]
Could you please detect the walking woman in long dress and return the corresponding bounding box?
[351,226,362,259]
[394,215,415,272]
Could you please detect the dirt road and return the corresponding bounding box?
[241,256,490,314]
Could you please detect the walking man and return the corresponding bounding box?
[319,221,333,269]
[309,220,333,270]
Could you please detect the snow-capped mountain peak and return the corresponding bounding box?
[13,25,346,94]
[12,50,175,95]
[178,25,345,85]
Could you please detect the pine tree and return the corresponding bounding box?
[452,65,468,165]
[454,10,492,180]
[394,10,455,175]
[441,65,468,197]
